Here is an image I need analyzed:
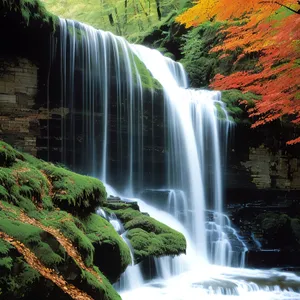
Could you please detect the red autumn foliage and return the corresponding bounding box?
[177,1,300,144]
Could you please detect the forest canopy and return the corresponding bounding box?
[42,0,188,41]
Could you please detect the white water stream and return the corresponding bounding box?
[54,18,300,299]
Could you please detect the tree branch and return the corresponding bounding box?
[259,1,300,14]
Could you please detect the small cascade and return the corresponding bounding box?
[141,189,247,268]
[205,211,248,267]
[117,233,144,291]
[97,206,144,291]
[167,190,189,224]
[251,233,263,250]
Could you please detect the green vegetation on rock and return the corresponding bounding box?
[0,141,186,298]
[220,89,261,123]
[105,202,187,263]
[131,52,163,91]
[80,213,131,282]
[0,141,106,215]
[180,21,225,88]
[1,0,58,30]
[0,141,124,299]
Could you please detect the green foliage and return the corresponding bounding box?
[1,0,58,30]
[221,89,261,123]
[43,0,183,40]
[0,239,12,255]
[21,152,44,168]
[0,256,13,270]
[1,260,41,298]
[0,141,23,167]
[105,205,186,263]
[180,21,225,87]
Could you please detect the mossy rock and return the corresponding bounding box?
[80,213,131,282]
[0,141,106,215]
[0,141,187,298]
[42,164,107,215]
[105,204,186,263]
[0,141,123,299]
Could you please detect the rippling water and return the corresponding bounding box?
[121,265,300,300]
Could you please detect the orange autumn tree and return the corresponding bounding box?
[176,0,300,144]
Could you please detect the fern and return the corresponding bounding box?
[31,242,64,267]
[0,239,12,255]
[0,257,13,270]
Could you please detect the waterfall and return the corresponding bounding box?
[50,13,255,285]
[50,17,300,299]
[54,17,246,269]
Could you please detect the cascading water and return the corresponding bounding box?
[132,45,241,266]
[50,17,300,299]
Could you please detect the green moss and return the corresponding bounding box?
[131,53,163,91]
[80,213,131,281]
[0,214,65,268]
[42,163,106,214]
[81,269,121,300]
[1,0,59,30]
[105,205,186,263]
[39,210,94,266]
[0,142,106,214]
[0,159,53,211]
[0,142,124,299]
[82,213,131,267]
[221,89,261,123]
[180,21,225,87]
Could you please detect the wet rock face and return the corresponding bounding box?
[225,122,300,204]
[227,199,300,268]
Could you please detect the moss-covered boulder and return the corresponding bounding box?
[0,142,106,215]
[80,213,131,282]
[104,202,187,263]
[0,141,128,299]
